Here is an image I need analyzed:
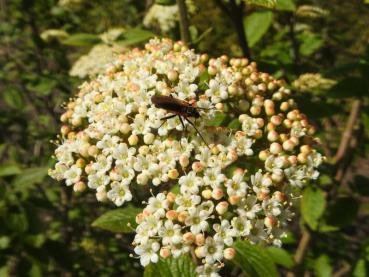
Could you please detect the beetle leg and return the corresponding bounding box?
[184,117,210,149]
[158,114,177,129]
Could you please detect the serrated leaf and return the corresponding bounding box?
[301,187,326,230]
[144,254,197,277]
[92,206,141,233]
[276,0,296,11]
[314,255,332,277]
[12,167,48,190]
[353,259,367,277]
[61,33,101,46]
[246,0,276,8]
[0,163,22,177]
[244,11,273,47]
[233,240,278,277]
[116,28,156,46]
[267,247,294,269]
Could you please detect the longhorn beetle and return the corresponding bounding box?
[151,95,209,148]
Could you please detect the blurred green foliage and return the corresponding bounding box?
[1,0,369,276]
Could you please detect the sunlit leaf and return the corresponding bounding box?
[246,0,276,8]
[92,206,141,233]
[244,11,273,47]
[0,163,22,177]
[267,247,294,269]
[233,240,278,277]
[116,28,156,46]
[301,187,326,230]
[276,0,296,11]
[144,254,197,277]
[12,167,49,190]
[314,255,332,277]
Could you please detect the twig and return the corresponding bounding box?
[332,263,351,277]
[286,230,311,277]
[334,99,361,163]
[176,0,191,44]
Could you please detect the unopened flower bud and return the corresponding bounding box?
[178,211,188,223]
[135,213,145,224]
[264,216,277,229]
[270,143,282,155]
[192,162,204,172]
[297,153,308,164]
[259,150,269,161]
[283,140,295,151]
[143,133,154,144]
[166,210,178,221]
[183,232,195,244]
[300,145,312,154]
[267,130,279,142]
[160,247,171,259]
[195,246,205,258]
[167,192,176,202]
[88,145,99,157]
[202,189,212,199]
[128,134,138,145]
[224,248,236,260]
[179,155,190,167]
[167,70,178,81]
[120,123,131,134]
[212,188,224,200]
[229,196,240,205]
[195,234,205,246]
[216,201,229,215]
[168,169,179,179]
[73,181,86,192]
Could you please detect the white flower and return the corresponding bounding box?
[185,207,209,234]
[225,173,248,197]
[146,193,169,217]
[179,171,203,194]
[231,216,252,236]
[196,263,221,277]
[158,220,182,245]
[134,239,160,266]
[106,181,132,206]
[213,220,234,246]
[64,165,82,186]
[202,237,224,264]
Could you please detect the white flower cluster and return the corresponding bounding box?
[69,43,126,78]
[50,38,323,276]
[292,73,336,93]
[143,1,196,33]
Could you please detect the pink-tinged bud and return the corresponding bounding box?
[280,102,289,111]
[235,72,243,81]
[200,53,209,63]
[202,189,212,199]
[267,123,276,131]
[300,145,312,154]
[244,77,254,86]
[167,192,176,202]
[179,155,190,167]
[216,201,229,215]
[250,72,259,81]
[256,118,265,127]
[270,143,282,155]
[60,125,70,136]
[271,115,282,126]
[75,158,86,168]
[168,169,179,180]
[195,246,205,258]
[229,196,241,205]
[143,209,151,217]
[178,211,188,223]
[160,247,171,259]
[272,92,283,101]
[267,130,279,142]
[288,155,298,165]
[167,70,178,81]
[283,119,293,129]
[192,162,204,173]
[257,192,269,201]
[212,188,224,200]
[250,106,261,116]
[254,129,263,139]
[290,136,299,145]
[87,145,99,157]
[274,191,286,202]
[67,131,76,140]
[166,210,178,221]
[283,140,295,151]
[195,234,205,246]
[271,172,284,183]
[301,119,309,128]
[228,85,238,95]
[224,248,236,260]
[136,213,145,224]
[297,153,308,164]
[287,110,298,121]
[268,82,276,91]
[128,134,138,145]
[259,150,269,161]
[84,163,93,174]
[227,150,238,162]
[71,117,82,127]
[208,65,217,75]
[264,216,277,229]
[258,83,266,92]
[183,232,195,244]
[73,181,86,192]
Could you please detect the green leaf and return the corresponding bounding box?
[328,77,369,98]
[325,197,359,228]
[228,118,241,129]
[299,33,323,56]
[207,113,227,126]
[267,247,294,269]
[155,0,176,5]
[144,254,197,277]
[0,236,10,249]
[244,11,273,47]
[6,212,29,233]
[353,259,368,277]
[12,167,48,190]
[246,0,276,8]
[301,187,326,230]
[116,28,156,46]
[0,163,22,177]
[2,87,24,109]
[314,255,332,277]
[276,0,296,11]
[92,206,141,233]
[61,33,101,46]
[233,240,278,277]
